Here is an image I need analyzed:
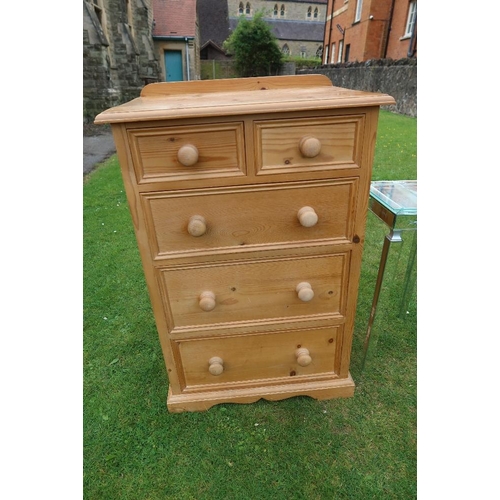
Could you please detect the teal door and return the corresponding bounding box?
[165,50,183,81]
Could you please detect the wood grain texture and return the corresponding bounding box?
[177,327,338,389]
[166,372,355,413]
[128,122,246,183]
[140,74,334,96]
[94,75,395,124]
[254,115,363,176]
[142,179,357,258]
[99,76,393,411]
[159,253,348,331]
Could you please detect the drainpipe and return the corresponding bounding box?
[185,37,191,80]
[382,0,396,58]
[325,0,335,64]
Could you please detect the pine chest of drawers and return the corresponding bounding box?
[95,75,395,412]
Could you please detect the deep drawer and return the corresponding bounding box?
[175,326,340,389]
[158,252,349,333]
[142,179,358,258]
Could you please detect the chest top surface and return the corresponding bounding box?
[94,75,395,124]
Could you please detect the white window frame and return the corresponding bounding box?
[354,0,363,23]
[338,40,343,62]
[404,1,417,38]
[330,43,336,64]
[323,45,329,65]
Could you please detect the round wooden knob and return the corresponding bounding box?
[297,206,318,227]
[296,282,314,302]
[177,144,199,166]
[199,291,216,311]
[295,348,312,367]
[208,356,224,375]
[299,136,321,158]
[188,215,207,237]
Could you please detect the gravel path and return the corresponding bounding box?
[83,124,116,175]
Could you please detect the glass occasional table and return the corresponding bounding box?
[362,180,417,368]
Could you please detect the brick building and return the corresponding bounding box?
[322,0,416,64]
[152,0,200,82]
[83,0,160,123]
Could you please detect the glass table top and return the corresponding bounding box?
[370,180,417,216]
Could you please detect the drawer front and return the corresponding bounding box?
[159,253,349,332]
[176,326,339,389]
[254,115,363,176]
[128,122,246,183]
[143,179,357,258]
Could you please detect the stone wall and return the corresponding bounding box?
[83,0,160,123]
[298,58,417,117]
[200,59,296,79]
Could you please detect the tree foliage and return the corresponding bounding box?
[223,11,283,77]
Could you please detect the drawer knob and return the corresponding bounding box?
[297,206,318,227]
[208,356,224,376]
[296,282,314,302]
[299,136,321,158]
[295,348,312,367]
[188,215,207,237]
[177,144,199,166]
[199,291,216,311]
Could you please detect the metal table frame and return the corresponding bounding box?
[362,180,417,368]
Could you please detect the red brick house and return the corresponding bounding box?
[322,0,416,64]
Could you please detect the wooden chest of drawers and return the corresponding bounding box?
[95,75,395,412]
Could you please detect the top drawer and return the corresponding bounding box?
[254,115,363,176]
[128,122,246,184]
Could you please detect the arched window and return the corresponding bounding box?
[307,7,312,18]
[238,2,244,15]
[314,7,318,19]
[273,4,278,16]
[282,44,290,55]
[89,0,104,26]
[245,2,251,15]
[280,4,285,17]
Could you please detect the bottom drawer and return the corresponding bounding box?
[175,326,340,390]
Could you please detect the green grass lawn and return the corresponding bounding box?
[83,109,417,499]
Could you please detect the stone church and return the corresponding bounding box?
[83,0,327,122]
[83,0,160,123]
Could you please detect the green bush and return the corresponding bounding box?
[223,11,283,77]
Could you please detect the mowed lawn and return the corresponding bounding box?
[83,109,417,499]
